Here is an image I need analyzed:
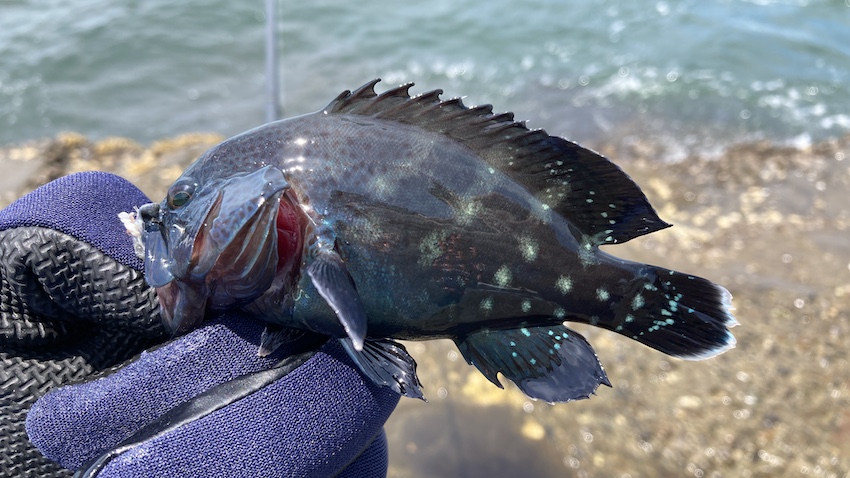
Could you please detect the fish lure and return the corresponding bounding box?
[128,80,737,402]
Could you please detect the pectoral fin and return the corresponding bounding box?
[307,250,367,350]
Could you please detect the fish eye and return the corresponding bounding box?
[167,182,196,209]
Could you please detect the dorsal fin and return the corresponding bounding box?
[324,79,671,244]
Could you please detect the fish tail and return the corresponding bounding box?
[600,266,738,360]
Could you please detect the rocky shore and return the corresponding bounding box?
[2,132,848,478]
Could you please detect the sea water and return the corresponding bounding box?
[1,0,849,154]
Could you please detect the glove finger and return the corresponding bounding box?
[0,172,163,344]
[84,340,398,478]
[0,171,149,270]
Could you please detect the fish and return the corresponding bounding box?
[135,79,737,402]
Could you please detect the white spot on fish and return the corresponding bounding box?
[578,236,598,267]
[521,300,532,313]
[521,328,531,337]
[518,235,538,262]
[625,314,635,323]
[632,294,645,310]
[494,265,512,287]
[418,230,449,267]
[596,288,610,301]
[455,197,482,226]
[480,297,494,313]
[556,275,573,294]
[554,307,566,319]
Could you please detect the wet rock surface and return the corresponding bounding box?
[2,133,848,478]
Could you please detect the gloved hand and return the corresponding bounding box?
[0,172,167,478]
[1,172,400,477]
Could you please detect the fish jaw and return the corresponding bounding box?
[140,166,293,335]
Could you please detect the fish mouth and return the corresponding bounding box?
[141,166,293,335]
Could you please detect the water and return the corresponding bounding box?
[2,0,849,155]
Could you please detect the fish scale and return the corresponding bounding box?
[136,79,737,402]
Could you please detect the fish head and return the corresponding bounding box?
[139,165,299,335]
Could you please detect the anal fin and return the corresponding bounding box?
[455,324,611,403]
[340,337,425,400]
[307,249,367,350]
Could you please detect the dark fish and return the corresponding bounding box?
[137,80,737,402]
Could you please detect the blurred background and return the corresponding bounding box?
[1,1,849,477]
[2,0,849,151]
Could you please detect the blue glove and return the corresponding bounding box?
[0,172,399,477]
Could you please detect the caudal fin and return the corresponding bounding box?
[602,267,737,360]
